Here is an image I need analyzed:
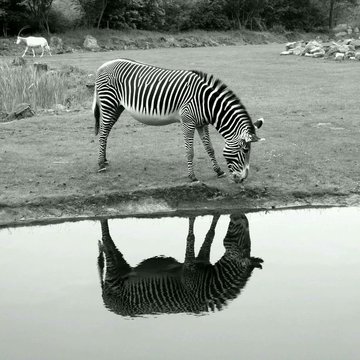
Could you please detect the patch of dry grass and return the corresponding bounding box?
[0,61,91,115]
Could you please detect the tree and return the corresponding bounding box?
[19,0,54,34]
[225,0,267,30]
[327,0,358,28]
[0,0,27,36]
[77,0,109,28]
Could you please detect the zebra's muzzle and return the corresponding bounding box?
[231,168,249,183]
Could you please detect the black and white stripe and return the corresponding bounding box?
[97,214,263,317]
[93,59,264,182]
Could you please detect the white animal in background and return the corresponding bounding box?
[16,26,52,57]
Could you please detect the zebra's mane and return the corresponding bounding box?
[191,70,242,105]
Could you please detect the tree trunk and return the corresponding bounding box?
[97,0,108,29]
[329,0,335,29]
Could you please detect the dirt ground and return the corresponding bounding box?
[1,44,359,227]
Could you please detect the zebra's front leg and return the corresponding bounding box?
[197,214,220,262]
[182,123,198,182]
[98,124,111,172]
[197,126,225,178]
[185,217,196,262]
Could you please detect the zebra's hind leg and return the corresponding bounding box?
[97,104,124,172]
[196,126,225,178]
[181,122,198,182]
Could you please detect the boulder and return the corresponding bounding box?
[5,103,35,121]
[335,31,348,38]
[83,35,100,51]
[293,46,304,55]
[335,52,345,61]
[285,41,297,50]
[313,49,325,58]
[350,39,360,49]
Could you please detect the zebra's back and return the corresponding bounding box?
[96,59,197,125]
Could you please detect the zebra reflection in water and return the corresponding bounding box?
[97,214,263,317]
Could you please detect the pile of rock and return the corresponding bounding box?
[280,38,360,61]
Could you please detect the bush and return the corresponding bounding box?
[0,61,90,113]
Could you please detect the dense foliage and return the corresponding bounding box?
[1,0,359,35]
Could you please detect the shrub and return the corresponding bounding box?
[0,62,90,114]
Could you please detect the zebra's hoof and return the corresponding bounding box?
[217,171,226,178]
[98,167,107,173]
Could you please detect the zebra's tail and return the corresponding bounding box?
[93,88,100,136]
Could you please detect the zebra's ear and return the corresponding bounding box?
[254,117,264,129]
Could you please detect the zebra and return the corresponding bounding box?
[93,59,264,183]
[97,213,263,317]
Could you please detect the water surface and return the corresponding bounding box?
[0,207,359,360]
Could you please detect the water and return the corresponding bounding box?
[0,207,359,360]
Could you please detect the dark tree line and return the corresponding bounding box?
[0,0,358,36]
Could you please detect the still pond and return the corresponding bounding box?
[0,207,359,360]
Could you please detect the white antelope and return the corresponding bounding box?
[16,26,52,58]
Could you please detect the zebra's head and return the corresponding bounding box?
[224,213,263,268]
[223,118,264,183]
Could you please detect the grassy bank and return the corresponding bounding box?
[0,44,359,225]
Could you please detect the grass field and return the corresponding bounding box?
[0,44,359,224]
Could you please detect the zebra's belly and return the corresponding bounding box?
[128,110,181,126]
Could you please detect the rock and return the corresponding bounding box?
[5,103,35,121]
[350,39,360,49]
[83,35,100,51]
[285,41,297,50]
[313,49,325,58]
[292,46,304,55]
[310,46,323,54]
[303,40,322,54]
[338,44,350,53]
[335,52,345,61]
[345,51,355,58]
[335,31,348,38]
[355,52,360,60]
[280,50,292,55]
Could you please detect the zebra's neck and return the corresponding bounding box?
[192,70,255,141]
